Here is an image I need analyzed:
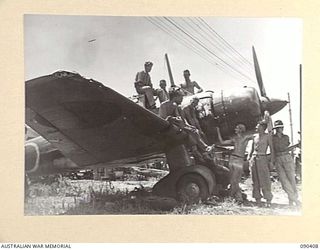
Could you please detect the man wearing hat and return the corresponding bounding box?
[272,120,300,206]
[134,61,156,109]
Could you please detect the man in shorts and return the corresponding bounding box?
[216,124,253,203]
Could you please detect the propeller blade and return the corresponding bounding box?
[252,46,267,97]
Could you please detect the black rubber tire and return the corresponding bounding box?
[177,173,209,204]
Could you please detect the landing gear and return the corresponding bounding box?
[177,173,209,203]
[153,164,216,202]
[152,144,219,203]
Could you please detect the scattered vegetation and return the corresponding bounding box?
[25,173,301,216]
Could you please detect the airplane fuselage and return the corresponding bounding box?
[182,86,286,144]
[25,84,286,176]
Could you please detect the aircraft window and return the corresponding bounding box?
[62,101,122,128]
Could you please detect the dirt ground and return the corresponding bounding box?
[24,171,302,216]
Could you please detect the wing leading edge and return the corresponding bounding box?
[25,71,170,167]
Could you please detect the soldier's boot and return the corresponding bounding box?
[266,200,272,208]
[256,198,263,207]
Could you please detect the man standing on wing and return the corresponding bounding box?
[180,69,203,95]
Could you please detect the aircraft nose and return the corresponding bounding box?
[262,98,288,115]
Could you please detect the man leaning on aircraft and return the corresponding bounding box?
[216,124,253,204]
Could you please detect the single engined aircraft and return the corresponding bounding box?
[25,47,288,202]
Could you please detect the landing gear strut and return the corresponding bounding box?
[153,144,217,202]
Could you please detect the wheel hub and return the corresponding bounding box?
[184,182,200,198]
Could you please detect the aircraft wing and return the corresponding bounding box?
[25,71,170,168]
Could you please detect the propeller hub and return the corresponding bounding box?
[262,97,288,115]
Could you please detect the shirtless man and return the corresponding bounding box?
[248,121,274,207]
[180,70,203,95]
[216,124,253,203]
[155,79,169,104]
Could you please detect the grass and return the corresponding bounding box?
[25,176,171,215]
[25,174,301,216]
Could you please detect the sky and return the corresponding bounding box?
[24,15,302,143]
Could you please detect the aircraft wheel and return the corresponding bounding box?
[177,173,209,203]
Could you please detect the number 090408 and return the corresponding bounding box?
[300,244,318,248]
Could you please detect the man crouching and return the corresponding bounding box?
[159,87,229,173]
